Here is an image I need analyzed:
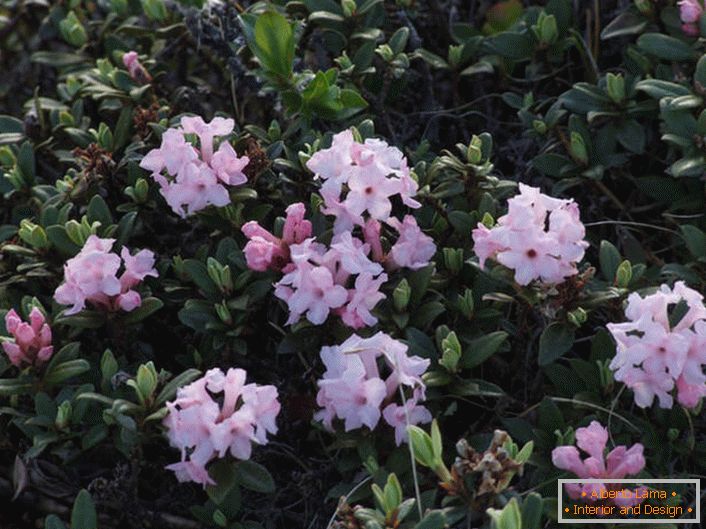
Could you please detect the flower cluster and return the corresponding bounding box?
[1,308,53,368]
[472,184,588,286]
[607,282,706,409]
[315,332,431,445]
[163,368,280,486]
[305,129,421,234]
[552,421,646,506]
[242,131,435,328]
[140,116,249,217]
[679,0,704,36]
[54,235,158,315]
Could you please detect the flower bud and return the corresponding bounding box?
[59,12,87,48]
[570,132,588,164]
[55,401,72,430]
[606,72,626,104]
[341,0,356,17]
[457,288,474,319]
[467,135,483,164]
[141,0,167,21]
[615,259,632,288]
[393,279,411,312]
[443,247,464,275]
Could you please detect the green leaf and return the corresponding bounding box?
[461,331,508,368]
[413,49,449,69]
[637,33,695,62]
[235,460,275,493]
[635,79,691,99]
[680,225,706,258]
[122,297,163,324]
[600,11,648,40]
[484,32,533,60]
[155,368,202,406]
[206,461,239,505]
[252,11,295,79]
[538,323,575,366]
[183,259,220,298]
[71,490,97,529]
[43,359,90,387]
[599,240,621,282]
[0,379,33,396]
[521,493,543,529]
[0,115,23,134]
[414,511,446,529]
[86,195,113,226]
[44,515,67,529]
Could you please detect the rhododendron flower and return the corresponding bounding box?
[140,116,249,217]
[472,184,588,286]
[387,215,437,270]
[1,308,53,368]
[382,389,432,445]
[552,421,645,506]
[314,332,431,444]
[305,129,420,234]
[122,50,152,84]
[54,235,157,315]
[679,0,703,35]
[242,202,312,272]
[607,282,706,409]
[163,368,280,487]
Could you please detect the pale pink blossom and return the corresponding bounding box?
[140,116,249,217]
[552,421,645,506]
[164,368,280,487]
[472,184,588,285]
[607,282,706,409]
[242,203,313,272]
[1,308,53,368]
[314,332,430,444]
[305,130,420,234]
[338,272,387,329]
[382,389,432,445]
[386,215,436,270]
[54,235,157,315]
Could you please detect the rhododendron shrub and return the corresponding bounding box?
[163,368,280,486]
[552,421,646,506]
[607,282,706,409]
[3,1,706,528]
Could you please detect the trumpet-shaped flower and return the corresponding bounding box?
[140,116,249,217]
[607,282,706,409]
[472,184,588,286]
[552,421,645,506]
[314,332,431,444]
[163,368,280,487]
[54,235,157,315]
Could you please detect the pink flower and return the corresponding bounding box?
[54,236,157,315]
[382,389,432,445]
[552,421,645,506]
[471,184,588,286]
[607,282,706,409]
[210,141,249,186]
[305,130,420,234]
[339,272,387,329]
[139,117,248,217]
[122,50,152,84]
[679,0,703,23]
[314,332,430,444]
[164,368,280,487]
[241,203,313,272]
[2,308,53,368]
[275,259,348,325]
[386,215,436,270]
